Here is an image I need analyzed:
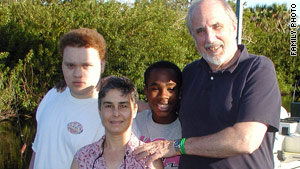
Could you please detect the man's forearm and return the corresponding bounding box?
[183,122,267,158]
[133,122,267,165]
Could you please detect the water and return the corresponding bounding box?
[282,94,293,113]
[0,95,294,169]
[0,117,36,169]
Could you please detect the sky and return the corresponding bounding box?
[119,0,300,8]
[245,0,299,9]
[244,0,300,24]
[118,0,300,24]
[245,0,300,16]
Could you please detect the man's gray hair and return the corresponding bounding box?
[186,0,237,35]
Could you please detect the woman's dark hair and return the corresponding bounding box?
[98,76,138,109]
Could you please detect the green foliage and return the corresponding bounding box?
[0,50,37,118]
[242,4,300,94]
[100,0,195,97]
[0,1,299,117]
[0,118,36,169]
[0,0,195,116]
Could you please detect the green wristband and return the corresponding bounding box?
[180,138,186,155]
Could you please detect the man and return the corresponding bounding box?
[134,0,281,168]
[29,28,106,169]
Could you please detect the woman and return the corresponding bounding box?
[71,76,163,169]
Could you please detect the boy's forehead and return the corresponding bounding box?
[149,68,178,81]
[62,46,101,63]
[150,67,176,75]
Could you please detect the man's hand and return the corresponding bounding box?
[133,140,176,166]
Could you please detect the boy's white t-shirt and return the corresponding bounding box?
[32,87,105,169]
[132,109,182,169]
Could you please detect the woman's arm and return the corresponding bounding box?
[70,156,79,169]
[28,151,35,169]
[152,158,164,169]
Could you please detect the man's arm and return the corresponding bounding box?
[185,121,267,157]
[28,151,35,169]
[134,121,267,165]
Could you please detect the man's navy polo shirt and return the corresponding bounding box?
[179,45,281,169]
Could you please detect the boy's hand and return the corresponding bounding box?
[97,75,117,91]
[133,140,176,166]
[54,79,67,93]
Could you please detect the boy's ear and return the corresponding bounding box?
[144,86,148,96]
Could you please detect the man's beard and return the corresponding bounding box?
[200,42,233,66]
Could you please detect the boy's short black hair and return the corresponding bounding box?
[98,76,138,109]
[144,61,182,88]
